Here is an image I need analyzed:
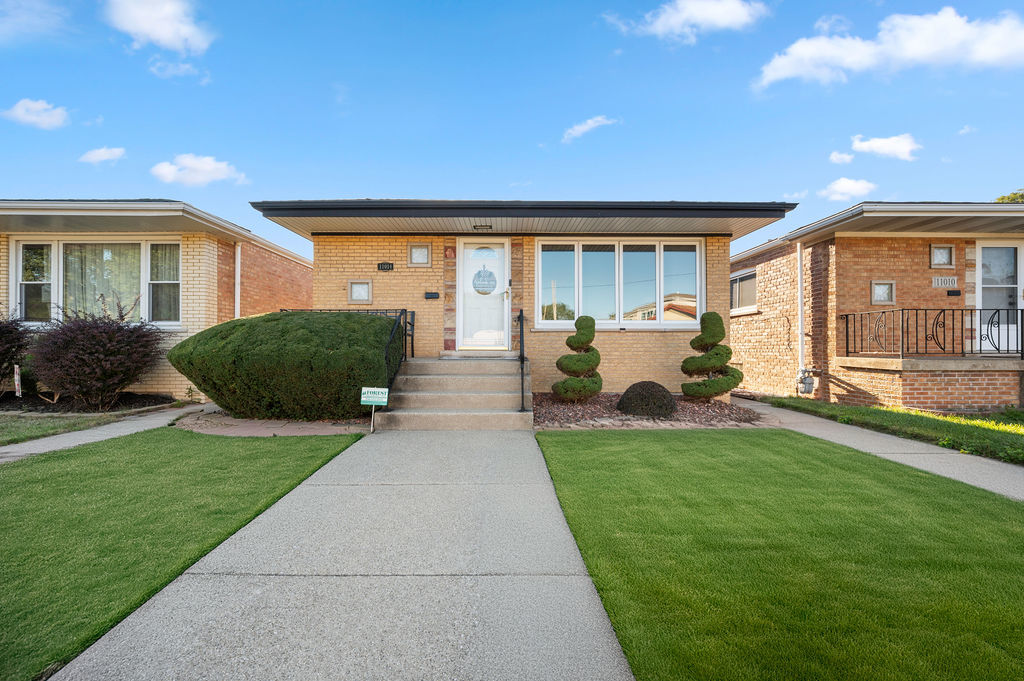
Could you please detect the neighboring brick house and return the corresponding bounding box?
[730,202,1024,412]
[2,200,312,399]
[251,199,793,394]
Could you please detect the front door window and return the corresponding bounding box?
[979,245,1021,353]
[459,241,508,349]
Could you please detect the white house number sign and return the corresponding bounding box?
[932,276,957,288]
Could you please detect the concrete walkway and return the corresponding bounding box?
[740,398,1024,501]
[0,404,205,463]
[53,431,634,681]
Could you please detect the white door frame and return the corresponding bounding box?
[455,236,511,350]
[975,241,1023,353]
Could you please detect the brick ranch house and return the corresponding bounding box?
[730,202,1024,412]
[251,199,794,407]
[2,200,312,399]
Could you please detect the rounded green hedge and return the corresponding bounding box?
[168,311,401,420]
[616,381,677,418]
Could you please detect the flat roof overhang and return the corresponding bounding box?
[0,200,311,266]
[250,199,796,240]
[732,202,1024,263]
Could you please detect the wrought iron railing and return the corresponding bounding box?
[839,308,1023,358]
[281,308,416,387]
[517,309,527,412]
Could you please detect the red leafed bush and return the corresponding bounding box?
[1,315,30,390]
[31,313,163,410]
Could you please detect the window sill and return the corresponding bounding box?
[730,306,758,318]
[531,325,699,333]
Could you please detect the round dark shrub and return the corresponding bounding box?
[1,315,30,390]
[616,381,677,418]
[32,314,162,410]
[168,311,402,420]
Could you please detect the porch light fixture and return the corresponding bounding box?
[472,224,492,231]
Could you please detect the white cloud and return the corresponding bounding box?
[150,153,247,186]
[562,115,618,143]
[783,190,808,200]
[757,7,1024,88]
[83,115,104,127]
[1,98,68,129]
[814,14,852,35]
[0,0,66,44]
[148,58,198,78]
[605,0,768,43]
[818,177,877,201]
[958,124,976,135]
[829,151,854,164]
[851,133,921,161]
[79,147,125,164]
[104,0,214,55]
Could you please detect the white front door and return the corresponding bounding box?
[457,239,510,350]
[978,243,1022,353]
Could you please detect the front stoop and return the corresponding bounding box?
[377,358,533,431]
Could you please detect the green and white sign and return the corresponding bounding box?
[360,387,389,406]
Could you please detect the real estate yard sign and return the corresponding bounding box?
[361,387,389,432]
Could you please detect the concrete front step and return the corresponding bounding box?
[402,358,529,376]
[390,390,532,410]
[375,409,533,431]
[392,373,527,393]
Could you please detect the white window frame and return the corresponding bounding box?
[729,268,758,316]
[9,236,183,327]
[534,237,705,330]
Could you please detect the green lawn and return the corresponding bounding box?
[0,428,359,681]
[0,413,118,446]
[538,429,1024,681]
[765,396,1024,465]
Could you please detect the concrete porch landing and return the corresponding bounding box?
[53,431,632,681]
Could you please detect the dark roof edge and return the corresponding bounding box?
[250,199,797,219]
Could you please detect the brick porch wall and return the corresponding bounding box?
[240,242,312,316]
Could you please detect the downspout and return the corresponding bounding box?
[795,241,813,394]
[234,242,241,319]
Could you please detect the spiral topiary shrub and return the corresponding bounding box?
[552,315,602,402]
[616,381,677,418]
[681,311,743,399]
[168,311,401,420]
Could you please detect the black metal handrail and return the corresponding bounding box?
[281,308,415,387]
[839,308,1023,358]
[517,309,527,412]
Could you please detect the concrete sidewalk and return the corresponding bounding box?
[741,398,1024,501]
[0,404,205,463]
[53,431,634,681]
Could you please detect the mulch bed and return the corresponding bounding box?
[0,392,175,414]
[533,392,761,430]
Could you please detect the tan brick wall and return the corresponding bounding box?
[216,240,235,323]
[902,370,1020,411]
[313,235,732,395]
[240,242,312,316]
[313,236,446,357]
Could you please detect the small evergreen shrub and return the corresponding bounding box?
[681,311,743,399]
[168,311,402,420]
[552,316,602,402]
[0,315,30,391]
[616,381,677,418]
[32,313,163,410]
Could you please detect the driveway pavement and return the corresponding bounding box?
[741,398,1024,501]
[53,431,634,681]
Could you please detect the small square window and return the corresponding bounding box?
[408,243,431,267]
[930,244,954,268]
[871,280,895,305]
[348,280,372,304]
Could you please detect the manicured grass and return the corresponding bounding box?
[0,428,359,681]
[765,396,1024,465]
[538,429,1024,681]
[0,413,118,446]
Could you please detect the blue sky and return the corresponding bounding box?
[3,1,1024,258]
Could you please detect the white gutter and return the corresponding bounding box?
[234,242,242,318]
